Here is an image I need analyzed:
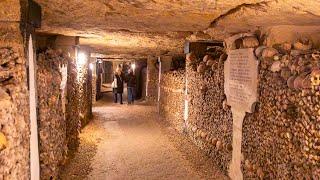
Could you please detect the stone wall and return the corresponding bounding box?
[183,37,320,178]
[0,23,30,180]
[159,70,185,132]
[146,56,159,103]
[36,49,68,179]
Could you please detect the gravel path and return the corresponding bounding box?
[60,94,228,180]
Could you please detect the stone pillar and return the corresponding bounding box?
[54,35,78,113]
[54,36,78,119]
[96,60,103,100]
[77,46,92,126]
[90,58,97,104]
[54,35,78,59]
[159,56,173,73]
[0,1,30,179]
[158,55,172,109]
[146,56,159,103]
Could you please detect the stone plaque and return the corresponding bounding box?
[224,48,258,113]
[224,48,258,180]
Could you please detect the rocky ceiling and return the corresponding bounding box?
[34,0,320,58]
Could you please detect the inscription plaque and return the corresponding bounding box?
[224,48,258,113]
[224,48,258,180]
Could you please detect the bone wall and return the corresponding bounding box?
[172,35,320,178]
[66,59,81,156]
[92,75,97,104]
[0,23,30,180]
[36,49,68,179]
[241,37,320,179]
[77,52,92,126]
[91,59,97,104]
[50,35,83,158]
[159,70,185,132]
[186,52,233,174]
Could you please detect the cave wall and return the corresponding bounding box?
[0,2,30,179]
[159,70,185,132]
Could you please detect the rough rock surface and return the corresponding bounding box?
[0,23,30,180]
[0,0,21,22]
[80,31,188,57]
[33,0,320,57]
[159,70,185,132]
[206,0,320,40]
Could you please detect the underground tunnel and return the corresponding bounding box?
[0,0,320,179]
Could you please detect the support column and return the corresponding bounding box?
[157,55,172,111]
[90,58,97,104]
[76,46,92,126]
[54,35,81,155]
[146,56,159,103]
[54,35,78,117]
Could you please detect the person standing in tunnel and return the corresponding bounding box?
[126,68,136,104]
[112,67,124,104]
[111,69,118,103]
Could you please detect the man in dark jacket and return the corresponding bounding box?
[126,69,136,104]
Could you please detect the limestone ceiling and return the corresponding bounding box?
[206,0,320,38]
[34,0,320,57]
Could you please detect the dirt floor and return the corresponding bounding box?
[60,93,228,180]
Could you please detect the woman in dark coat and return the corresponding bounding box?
[112,69,124,104]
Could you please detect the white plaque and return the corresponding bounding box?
[224,48,258,180]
